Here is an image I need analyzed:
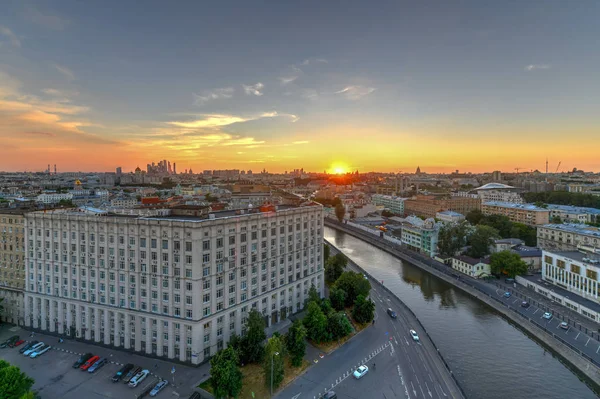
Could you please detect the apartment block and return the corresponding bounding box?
[541,249,600,303]
[24,204,324,365]
[481,201,550,226]
[400,216,440,257]
[404,195,481,219]
[547,204,600,224]
[371,194,405,215]
[0,210,26,325]
[537,223,600,251]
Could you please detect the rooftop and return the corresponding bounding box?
[453,255,490,265]
[483,201,549,211]
[436,210,464,217]
[511,245,542,257]
[520,274,600,314]
[547,250,600,265]
[540,223,600,237]
[546,204,600,215]
[473,183,516,191]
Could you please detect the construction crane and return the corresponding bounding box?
[555,161,561,173]
[514,167,523,174]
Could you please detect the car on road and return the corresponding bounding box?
[129,369,150,388]
[505,278,515,283]
[23,342,45,356]
[123,366,142,383]
[19,341,39,354]
[1,335,20,348]
[543,312,553,320]
[323,392,338,399]
[363,274,368,280]
[88,357,108,373]
[387,308,397,318]
[410,329,420,342]
[80,355,100,371]
[521,301,530,308]
[353,365,369,379]
[503,292,511,298]
[560,322,569,330]
[73,353,94,368]
[112,363,134,382]
[30,345,51,358]
[12,339,25,348]
[150,380,169,396]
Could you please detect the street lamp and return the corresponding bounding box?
[270,351,280,396]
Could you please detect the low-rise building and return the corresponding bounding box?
[110,197,139,208]
[400,216,440,257]
[435,210,465,224]
[547,204,600,224]
[371,194,405,215]
[36,193,73,204]
[511,245,542,273]
[404,195,481,219]
[493,238,524,253]
[451,255,491,278]
[537,224,600,251]
[481,201,550,226]
[471,183,524,204]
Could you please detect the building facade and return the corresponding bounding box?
[537,224,600,251]
[547,205,600,224]
[541,249,600,304]
[371,194,405,215]
[451,256,491,278]
[404,195,481,219]
[0,210,26,325]
[435,210,465,224]
[24,204,324,365]
[481,201,550,226]
[400,216,440,257]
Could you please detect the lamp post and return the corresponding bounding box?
[270,351,279,396]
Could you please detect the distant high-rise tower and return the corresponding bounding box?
[47,164,51,174]
[173,163,177,175]
[492,170,502,182]
[54,164,57,175]
[168,161,172,174]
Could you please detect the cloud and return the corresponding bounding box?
[292,140,309,145]
[0,26,21,47]
[278,66,302,85]
[167,110,297,129]
[193,87,234,105]
[25,6,70,30]
[53,64,75,81]
[525,64,550,72]
[335,85,376,100]
[242,82,264,96]
[300,58,328,66]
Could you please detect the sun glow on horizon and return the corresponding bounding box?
[328,162,349,175]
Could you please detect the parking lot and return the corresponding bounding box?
[0,326,206,399]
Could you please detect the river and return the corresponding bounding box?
[324,226,598,399]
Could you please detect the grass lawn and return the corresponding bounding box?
[198,357,310,399]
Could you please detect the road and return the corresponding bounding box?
[325,218,600,369]
[275,247,464,399]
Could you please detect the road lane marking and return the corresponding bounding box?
[533,309,540,315]
[420,384,426,398]
[438,384,448,397]
[425,382,433,398]
[576,332,581,340]
[291,394,301,399]
[513,299,519,304]
[596,345,600,354]
[586,338,591,346]
[397,365,410,399]
[411,381,417,397]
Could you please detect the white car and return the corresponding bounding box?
[353,365,369,379]
[409,329,420,342]
[543,312,553,320]
[30,345,51,358]
[128,369,150,388]
[23,342,44,356]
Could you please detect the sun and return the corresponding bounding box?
[328,163,349,175]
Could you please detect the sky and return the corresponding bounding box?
[0,1,599,174]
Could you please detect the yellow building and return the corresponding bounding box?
[0,210,26,325]
[481,201,550,226]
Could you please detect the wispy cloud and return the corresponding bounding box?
[300,58,328,66]
[292,140,309,144]
[278,66,302,85]
[53,64,75,81]
[525,64,550,72]
[25,6,70,30]
[0,26,21,47]
[192,87,234,105]
[167,110,297,129]
[242,82,264,96]
[335,85,376,100]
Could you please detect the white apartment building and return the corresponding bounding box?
[36,193,73,204]
[24,204,324,365]
[537,224,600,251]
[110,197,139,208]
[542,249,600,303]
[472,183,524,204]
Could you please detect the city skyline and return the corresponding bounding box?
[1,1,599,173]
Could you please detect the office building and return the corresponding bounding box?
[371,194,405,215]
[542,249,600,304]
[0,210,26,325]
[537,224,600,251]
[24,203,324,365]
[481,201,550,226]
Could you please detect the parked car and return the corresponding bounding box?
[150,380,169,396]
[129,369,150,388]
[123,366,142,383]
[73,353,94,368]
[410,329,420,342]
[560,322,569,330]
[521,301,530,308]
[387,308,397,319]
[112,363,134,382]
[1,335,20,348]
[30,345,51,358]
[23,342,45,356]
[88,357,107,373]
[503,292,511,298]
[80,355,100,371]
[543,312,553,320]
[19,341,39,354]
[323,392,338,399]
[12,339,25,347]
[505,278,515,283]
[353,365,369,379]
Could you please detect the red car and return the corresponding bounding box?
[12,339,25,347]
[80,355,100,371]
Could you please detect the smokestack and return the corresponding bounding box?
[54,164,57,175]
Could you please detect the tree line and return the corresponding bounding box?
[523,191,600,210]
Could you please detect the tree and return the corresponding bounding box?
[437,221,471,257]
[335,202,346,222]
[227,333,243,355]
[489,250,529,278]
[510,223,537,246]
[303,301,328,343]
[468,225,500,258]
[329,287,347,311]
[334,271,371,307]
[352,295,376,324]
[210,347,243,399]
[466,209,484,225]
[0,360,35,399]
[534,201,548,209]
[307,284,320,306]
[320,298,333,315]
[325,253,347,284]
[550,216,563,224]
[480,214,512,238]
[285,320,307,367]
[263,335,285,391]
[244,309,266,364]
[327,311,353,340]
[323,244,330,263]
[381,210,394,217]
